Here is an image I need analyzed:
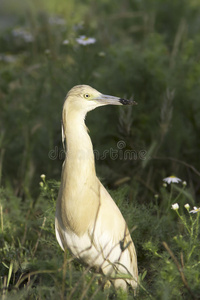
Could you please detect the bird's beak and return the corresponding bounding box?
[93,94,137,106]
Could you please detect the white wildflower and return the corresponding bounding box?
[163,175,182,184]
[189,206,200,213]
[171,203,179,210]
[76,35,96,46]
[184,203,190,209]
[40,174,46,180]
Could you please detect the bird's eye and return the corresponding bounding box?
[84,94,90,99]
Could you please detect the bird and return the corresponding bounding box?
[55,85,138,291]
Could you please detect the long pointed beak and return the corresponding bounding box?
[93,94,137,106]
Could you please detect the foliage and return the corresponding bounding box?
[0,0,200,299]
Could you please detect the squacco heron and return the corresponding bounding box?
[55,85,138,291]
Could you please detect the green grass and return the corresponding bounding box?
[0,0,200,299]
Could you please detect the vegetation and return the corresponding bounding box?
[0,0,200,299]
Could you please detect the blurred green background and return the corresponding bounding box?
[0,0,200,299]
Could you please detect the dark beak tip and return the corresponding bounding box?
[119,98,138,106]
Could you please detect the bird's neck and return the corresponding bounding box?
[57,104,100,236]
[62,105,96,182]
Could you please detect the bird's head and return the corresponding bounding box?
[65,85,137,114]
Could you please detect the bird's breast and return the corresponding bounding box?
[59,177,101,237]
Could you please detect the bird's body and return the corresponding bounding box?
[55,85,138,290]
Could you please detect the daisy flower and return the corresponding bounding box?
[189,206,200,213]
[76,35,96,46]
[163,175,182,184]
[171,203,179,210]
